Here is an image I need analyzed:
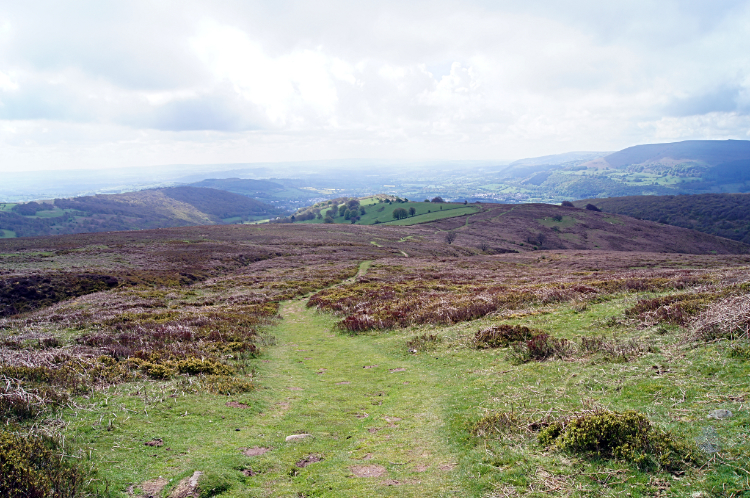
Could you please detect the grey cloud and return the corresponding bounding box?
[145,94,265,132]
[665,86,746,117]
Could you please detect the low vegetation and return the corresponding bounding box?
[1,220,749,496]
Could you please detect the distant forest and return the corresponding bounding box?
[575,193,750,244]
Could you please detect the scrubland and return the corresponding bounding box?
[1,219,749,497]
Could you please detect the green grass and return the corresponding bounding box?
[54,285,750,496]
[0,203,17,212]
[381,205,480,226]
[298,201,477,226]
[0,229,16,238]
[537,215,579,229]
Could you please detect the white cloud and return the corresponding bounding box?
[1,0,750,172]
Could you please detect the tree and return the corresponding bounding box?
[408,207,416,217]
[392,207,408,220]
[585,203,601,212]
[561,201,575,207]
[324,215,334,223]
[339,205,347,216]
[445,231,457,244]
[431,196,444,203]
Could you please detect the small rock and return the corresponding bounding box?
[285,433,312,441]
[708,409,732,420]
[169,471,202,498]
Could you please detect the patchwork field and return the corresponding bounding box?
[1,216,750,497]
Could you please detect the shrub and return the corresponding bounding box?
[0,429,91,497]
[474,324,539,349]
[538,410,698,472]
[509,333,573,363]
[585,203,601,212]
[406,333,440,351]
[561,200,575,207]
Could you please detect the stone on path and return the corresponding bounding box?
[708,409,733,420]
[286,433,312,441]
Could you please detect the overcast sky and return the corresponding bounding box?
[1,1,749,172]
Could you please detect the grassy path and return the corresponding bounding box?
[241,298,466,496]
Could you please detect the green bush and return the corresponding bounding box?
[0,429,90,497]
[538,410,698,472]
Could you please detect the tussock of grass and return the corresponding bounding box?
[405,333,440,351]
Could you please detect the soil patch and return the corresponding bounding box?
[241,468,257,476]
[382,479,402,486]
[336,381,351,385]
[351,464,387,478]
[389,368,406,373]
[363,365,377,369]
[169,471,202,498]
[295,454,324,468]
[289,387,303,391]
[226,401,249,409]
[242,446,271,457]
[137,477,168,498]
[144,438,163,447]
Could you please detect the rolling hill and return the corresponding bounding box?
[0,186,283,238]
[416,202,750,254]
[573,193,750,244]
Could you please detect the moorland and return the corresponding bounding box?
[1,202,749,497]
[0,187,283,238]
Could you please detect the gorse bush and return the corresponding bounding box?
[0,429,91,498]
[538,410,698,472]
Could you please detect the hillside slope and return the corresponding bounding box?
[417,202,750,254]
[0,187,282,238]
[573,193,750,244]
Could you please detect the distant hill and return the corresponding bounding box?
[0,186,283,238]
[594,140,750,169]
[416,202,750,254]
[573,193,750,244]
[188,178,323,211]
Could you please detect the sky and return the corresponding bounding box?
[1,0,750,173]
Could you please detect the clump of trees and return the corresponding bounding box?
[431,196,445,203]
[392,207,409,220]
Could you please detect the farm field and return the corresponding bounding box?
[294,197,478,226]
[1,213,750,497]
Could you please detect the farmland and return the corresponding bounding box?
[1,213,750,496]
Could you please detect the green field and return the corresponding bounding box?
[0,203,17,212]
[382,205,480,225]
[298,199,477,226]
[0,229,16,238]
